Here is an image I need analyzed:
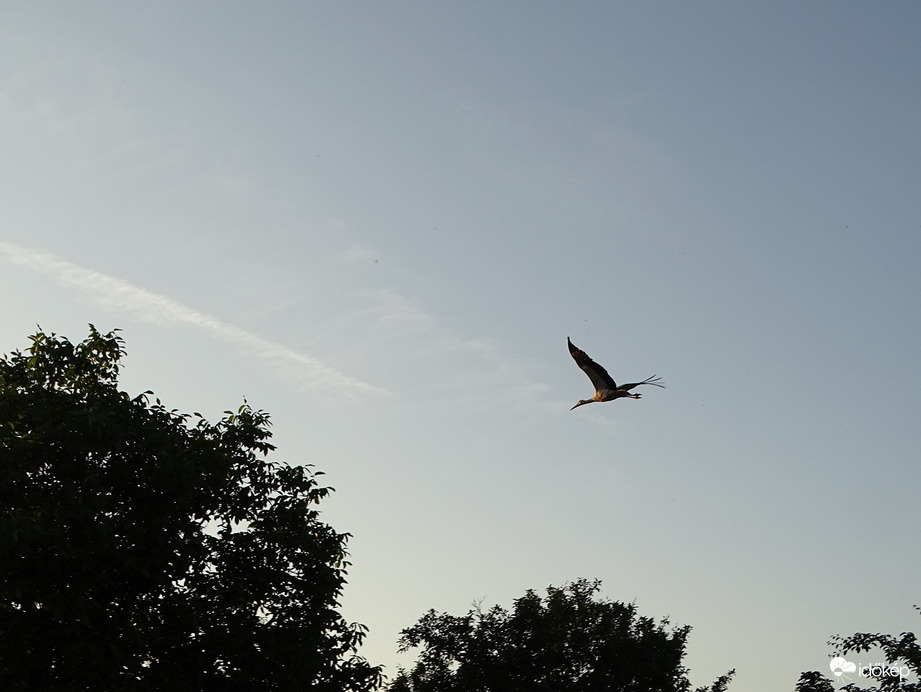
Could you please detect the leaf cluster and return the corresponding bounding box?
[796,605,920,692]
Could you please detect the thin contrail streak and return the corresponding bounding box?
[0,242,385,397]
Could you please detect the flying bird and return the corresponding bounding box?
[567,337,664,410]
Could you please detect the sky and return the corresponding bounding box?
[2,2,920,689]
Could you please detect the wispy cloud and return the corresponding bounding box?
[321,287,558,412]
[0,242,386,397]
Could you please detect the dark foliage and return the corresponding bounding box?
[387,578,734,692]
[0,326,381,691]
[795,671,835,692]
[797,605,920,692]
[824,605,920,691]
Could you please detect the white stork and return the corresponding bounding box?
[567,337,664,410]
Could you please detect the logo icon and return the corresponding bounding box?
[830,657,857,679]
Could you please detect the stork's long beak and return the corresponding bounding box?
[570,400,591,411]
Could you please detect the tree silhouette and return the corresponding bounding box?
[387,578,734,692]
[0,326,381,691]
[797,605,920,691]
[794,671,835,692]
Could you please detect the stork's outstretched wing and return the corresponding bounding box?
[567,337,617,391]
[619,375,666,392]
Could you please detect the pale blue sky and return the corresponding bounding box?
[3,3,920,689]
